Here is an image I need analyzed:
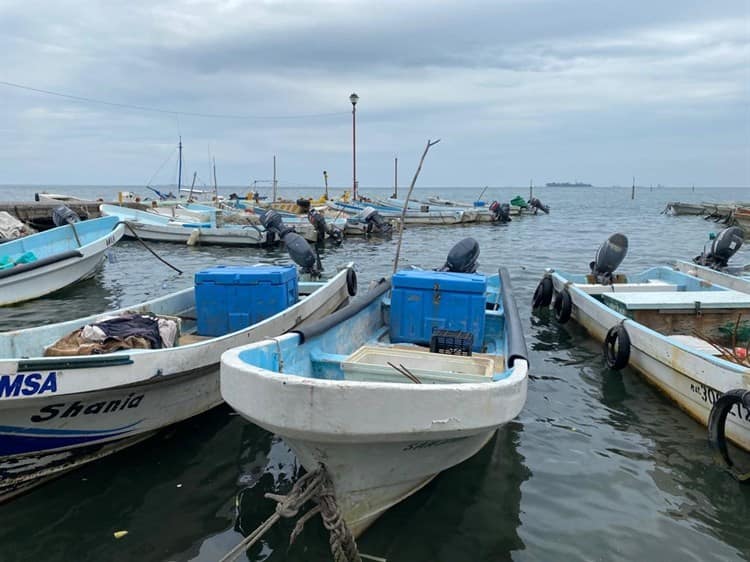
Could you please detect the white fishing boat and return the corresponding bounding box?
[533,234,750,465]
[327,200,468,225]
[221,239,528,538]
[664,202,709,216]
[0,216,124,306]
[100,204,265,246]
[0,247,356,501]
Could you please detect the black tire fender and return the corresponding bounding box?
[346,268,358,297]
[553,289,572,323]
[532,277,554,308]
[708,389,750,482]
[603,324,630,370]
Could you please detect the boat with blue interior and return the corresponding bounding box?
[220,238,529,539]
[0,214,124,306]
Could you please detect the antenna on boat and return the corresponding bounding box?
[392,139,441,274]
[323,170,329,200]
[393,157,398,199]
[177,137,183,195]
[273,155,278,202]
[212,157,218,201]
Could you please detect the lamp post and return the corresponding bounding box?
[349,92,359,200]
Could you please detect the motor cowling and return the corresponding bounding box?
[284,232,321,277]
[528,197,550,214]
[361,206,392,235]
[439,237,480,273]
[489,201,511,222]
[590,233,628,284]
[260,210,295,244]
[694,226,744,270]
[52,205,80,227]
[307,209,327,237]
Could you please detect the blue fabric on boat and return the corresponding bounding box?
[93,314,163,349]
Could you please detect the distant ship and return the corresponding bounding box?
[545,181,593,187]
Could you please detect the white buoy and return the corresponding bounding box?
[187,229,200,246]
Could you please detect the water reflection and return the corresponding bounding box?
[0,406,241,562]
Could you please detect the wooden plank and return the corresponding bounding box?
[602,290,750,310]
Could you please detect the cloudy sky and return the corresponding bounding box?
[1,0,748,188]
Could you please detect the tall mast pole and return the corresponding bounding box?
[178,137,183,193]
[273,155,278,202]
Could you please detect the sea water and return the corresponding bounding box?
[0,185,748,561]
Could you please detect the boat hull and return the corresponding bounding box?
[549,272,750,451]
[0,219,124,306]
[221,338,527,536]
[286,429,497,536]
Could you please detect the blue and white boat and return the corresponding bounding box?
[221,239,529,537]
[0,242,357,501]
[533,234,750,461]
[0,216,124,306]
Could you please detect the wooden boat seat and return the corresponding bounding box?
[576,280,679,296]
[601,290,750,311]
[342,345,496,384]
[667,335,722,355]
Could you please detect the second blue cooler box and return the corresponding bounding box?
[195,265,298,336]
[390,270,487,351]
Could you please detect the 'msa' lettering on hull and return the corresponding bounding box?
[0,373,57,398]
[31,393,144,422]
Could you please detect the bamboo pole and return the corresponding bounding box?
[392,139,441,274]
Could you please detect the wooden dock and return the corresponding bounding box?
[0,201,147,229]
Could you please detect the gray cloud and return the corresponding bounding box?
[0,0,748,186]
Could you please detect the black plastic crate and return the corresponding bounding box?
[429,328,473,356]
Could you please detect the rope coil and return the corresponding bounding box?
[220,465,361,562]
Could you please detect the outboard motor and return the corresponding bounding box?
[489,201,511,223]
[590,233,628,285]
[694,226,744,270]
[52,205,80,227]
[361,206,393,235]
[284,232,322,278]
[260,209,295,245]
[528,197,550,214]
[308,209,343,244]
[439,237,480,273]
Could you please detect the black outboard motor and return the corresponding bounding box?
[52,205,80,227]
[590,233,628,285]
[528,197,550,214]
[489,201,511,222]
[439,237,480,273]
[308,209,343,244]
[361,206,392,235]
[260,210,295,245]
[284,232,322,278]
[694,226,744,270]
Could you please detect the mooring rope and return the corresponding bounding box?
[219,465,362,562]
[116,220,183,274]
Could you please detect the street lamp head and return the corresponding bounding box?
[349,92,359,106]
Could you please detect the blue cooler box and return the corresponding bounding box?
[390,270,487,351]
[195,265,298,336]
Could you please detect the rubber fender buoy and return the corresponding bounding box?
[532,277,553,308]
[346,268,358,297]
[553,289,572,323]
[603,324,630,370]
[708,389,750,482]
